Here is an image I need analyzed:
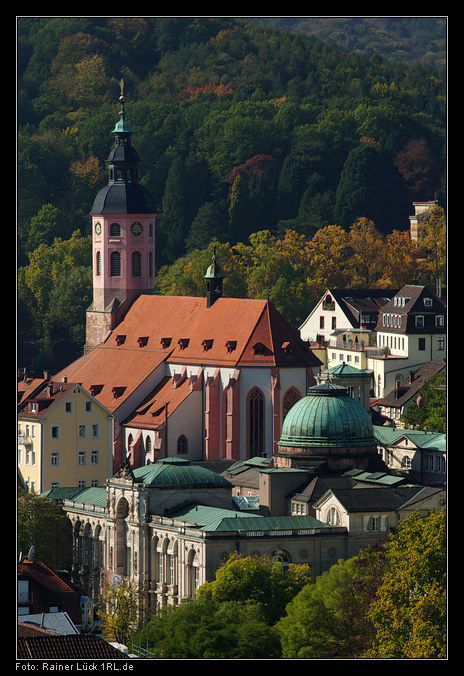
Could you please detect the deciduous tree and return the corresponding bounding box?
[364,509,446,659]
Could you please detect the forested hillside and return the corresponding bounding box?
[17,17,446,372]
[249,17,446,70]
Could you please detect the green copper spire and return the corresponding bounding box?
[112,78,133,134]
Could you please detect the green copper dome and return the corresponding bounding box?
[132,458,231,487]
[278,382,376,448]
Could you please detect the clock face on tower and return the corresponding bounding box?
[95,222,101,235]
[130,222,143,236]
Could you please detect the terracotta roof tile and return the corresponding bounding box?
[104,295,319,368]
[122,375,194,429]
[54,346,167,412]
[53,296,320,413]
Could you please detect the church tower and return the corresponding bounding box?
[85,82,157,352]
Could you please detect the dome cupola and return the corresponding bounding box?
[276,381,382,472]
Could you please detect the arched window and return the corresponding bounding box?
[187,549,200,597]
[132,251,141,277]
[145,435,152,462]
[271,549,291,572]
[109,223,121,236]
[115,497,129,576]
[110,251,121,277]
[177,435,188,454]
[327,506,341,525]
[282,387,301,420]
[248,388,264,457]
[148,250,153,277]
[96,251,101,276]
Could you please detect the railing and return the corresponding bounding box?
[332,340,390,358]
[130,639,157,659]
[18,435,32,445]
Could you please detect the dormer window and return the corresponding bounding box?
[226,340,237,353]
[160,337,172,349]
[90,385,103,396]
[424,297,433,307]
[253,342,266,355]
[202,339,213,351]
[281,341,293,354]
[115,335,126,346]
[178,338,189,350]
[137,336,149,347]
[112,386,126,399]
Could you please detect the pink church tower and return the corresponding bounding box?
[85,83,157,352]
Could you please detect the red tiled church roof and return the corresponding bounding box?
[123,374,194,429]
[54,296,320,410]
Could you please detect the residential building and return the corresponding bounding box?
[313,484,445,534]
[374,425,446,485]
[17,557,98,634]
[18,375,114,493]
[374,360,446,427]
[299,284,446,400]
[299,288,397,346]
[409,199,438,243]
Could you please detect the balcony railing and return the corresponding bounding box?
[331,340,390,358]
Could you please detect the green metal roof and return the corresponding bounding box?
[321,363,369,376]
[279,382,377,448]
[170,504,262,530]
[169,505,331,533]
[41,486,107,507]
[133,458,231,487]
[343,469,406,486]
[112,119,133,134]
[373,425,446,452]
[205,515,334,532]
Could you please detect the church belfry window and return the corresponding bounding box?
[132,251,141,276]
[110,251,121,277]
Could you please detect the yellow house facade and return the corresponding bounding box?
[18,378,114,493]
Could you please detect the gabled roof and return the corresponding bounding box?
[373,425,446,452]
[53,346,167,412]
[375,285,446,333]
[122,374,194,429]
[17,634,130,660]
[53,295,320,415]
[18,560,79,596]
[314,485,443,512]
[300,288,397,331]
[18,381,77,418]
[102,295,320,368]
[375,361,446,407]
